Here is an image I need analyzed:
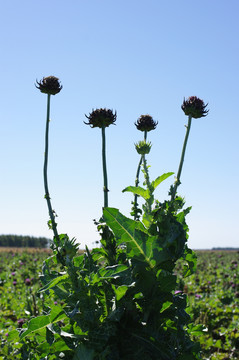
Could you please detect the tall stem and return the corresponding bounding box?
[171,115,192,200]
[133,131,147,220]
[142,155,152,213]
[101,126,108,208]
[43,94,59,240]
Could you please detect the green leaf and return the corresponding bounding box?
[157,270,177,292]
[103,208,166,268]
[51,338,72,352]
[36,341,50,357]
[151,172,174,191]
[74,254,85,267]
[142,212,153,228]
[187,323,207,336]
[183,246,197,277]
[177,207,191,224]
[20,306,67,339]
[112,284,129,301]
[6,329,19,342]
[160,300,173,313]
[98,264,129,279]
[122,185,150,200]
[39,273,69,293]
[214,339,222,349]
[73,344,95,360]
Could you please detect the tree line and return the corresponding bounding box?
[0,234,50,248]
[212,247,239,250]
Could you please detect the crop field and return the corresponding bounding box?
[0,248,238,359]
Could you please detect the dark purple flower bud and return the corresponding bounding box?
[17,318,25,328]
[13,280,17,286]
[25,278,31,286]
[135,114,158,132]
[195,293,202,298]
[35,76,62,95]
[84,108,117,128]
[181,96,209,119]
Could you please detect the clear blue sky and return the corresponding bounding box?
[1,0,239,249]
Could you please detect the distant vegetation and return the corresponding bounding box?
[0,235,50,248]
[212,247,239,251]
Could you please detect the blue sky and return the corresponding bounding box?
[1,0,239,249]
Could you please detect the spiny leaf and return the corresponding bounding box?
[160,300,173,313]
[151,172,174,191]
[39,273,69,293]
[98,264,129,279]
[142,212,153,228]
[72,343,95,360]
[6,329,19,342]
[103,208,166,269]
[20,306,67,339]
[122,185,150,200]
[112,284,129,301]
[183,246,197,277]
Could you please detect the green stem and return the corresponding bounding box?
[43,94,59,240]
[171,115,192,200]
[101,126,108,208]
[133,156,143,220]
[142,155,152,213]
[133,131,147,220]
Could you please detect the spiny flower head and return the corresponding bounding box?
[181,96,209,118]
[25,278,31,286]
[84,108,117,128]
[35,76,62,95]
[135,114,158,132]
[135,140,152,155]
[17,319,25,328]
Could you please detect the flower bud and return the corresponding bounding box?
[35,76,62,95]
[84,108,117,128]
[25,278,31,286]
[135,115,158,132]
[135,140,152,155]
[181,96,209,118]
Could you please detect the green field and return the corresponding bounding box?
[0,248,238,359]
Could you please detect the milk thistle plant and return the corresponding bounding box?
[131,115,158,220]
[8,88,209,360]
[35,76,62,241]
[170,96,209,200]
[84,108,116,208]
[85,108,117,265]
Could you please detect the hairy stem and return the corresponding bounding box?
[101,126,108,208]
[171,115,192,200]
[142,155,152,213]
[43,94,59,240]
[133,131,147,220]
